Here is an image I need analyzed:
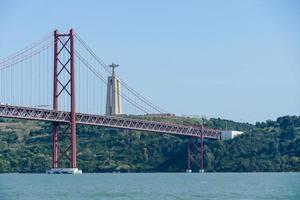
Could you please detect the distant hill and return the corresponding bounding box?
[0,115,299,172]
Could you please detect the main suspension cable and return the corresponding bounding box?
[74,33,168,114]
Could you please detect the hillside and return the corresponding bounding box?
[0,116,299,173]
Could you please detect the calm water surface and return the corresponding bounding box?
[0,173,299,200]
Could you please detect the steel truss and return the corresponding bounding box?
[0,104,221,139]
[187,137,205,172]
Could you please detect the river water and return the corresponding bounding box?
[0,173,299,200]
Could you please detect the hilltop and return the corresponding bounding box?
[0,115,299,172]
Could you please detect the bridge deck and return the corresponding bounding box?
[0,105,220,139]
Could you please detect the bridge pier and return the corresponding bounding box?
[186,138,192,173]
[186,125,205,173]
[52,123,58,168]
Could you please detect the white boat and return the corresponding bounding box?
[47,168,82,174]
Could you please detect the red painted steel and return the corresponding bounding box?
[53,30,59,168]
[70,29,77,168]
[186,135,207,172]
[51,29,77,168]
[201,125,204,171]
[187,138,191,170]
[0,104,221,139]
[53,30,59,111]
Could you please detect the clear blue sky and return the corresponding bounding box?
[0,0,299,123]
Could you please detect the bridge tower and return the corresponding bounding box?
[186,125,205,173]
[106,63,122,115]
[49,29,81,174]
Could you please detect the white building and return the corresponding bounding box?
[221,130,243,140]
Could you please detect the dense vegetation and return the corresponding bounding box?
[0,115,299,173]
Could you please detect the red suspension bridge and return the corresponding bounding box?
[0,29,220,173]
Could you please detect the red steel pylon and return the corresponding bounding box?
[52,29,77,168]
[187,125,205,172]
